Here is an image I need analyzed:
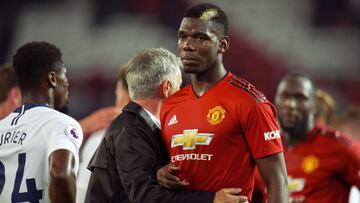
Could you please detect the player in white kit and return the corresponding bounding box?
[0,41,83,203]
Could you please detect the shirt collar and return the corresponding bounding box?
[143,108,161,129]
[13,103,49,113]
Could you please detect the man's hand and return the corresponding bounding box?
[157,164,189,189]
[214,188,249,203]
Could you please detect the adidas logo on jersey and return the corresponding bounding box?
[167,115,178,126]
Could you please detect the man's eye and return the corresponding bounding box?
[196,36,206,41]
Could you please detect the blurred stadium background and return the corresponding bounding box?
[1,0,359,120]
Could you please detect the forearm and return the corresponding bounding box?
[266,179,288,203]
[49,171,76,203]
[117,143,214,201]
[115,126,216,202]
[123,180,215,203]
[124,179,214,203]
[79,117,93,138]
[256,152,289,203]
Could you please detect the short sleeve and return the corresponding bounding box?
[341,141,360,188]
[243,101,283,159]
[46,116,83,173]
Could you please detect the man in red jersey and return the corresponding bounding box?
[275,72,360,203]
[158,3,288,203]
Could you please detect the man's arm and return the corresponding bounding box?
[49,149,76,203]
[157,164,249,203]
[79,106,118,138]
[115,125,248,203]
[115,126,214,203]
[255,152,289,203]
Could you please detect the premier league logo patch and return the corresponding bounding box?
[207,106,225,125]
[65,125,82,145]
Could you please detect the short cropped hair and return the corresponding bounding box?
[283,71,317,98]
[126,48,182,100]
[184,3,229,37]
[0,64,18,103]
[13,41,63,90]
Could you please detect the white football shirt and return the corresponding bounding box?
[76,129,105,203]
[0,104,83,202]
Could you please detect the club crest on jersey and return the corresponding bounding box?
[301,155,319,174]
[207,106,225,125]
[171,129,214,150]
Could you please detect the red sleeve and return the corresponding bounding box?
[242,101,283,159]
[341,141,360,188]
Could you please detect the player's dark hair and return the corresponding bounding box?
[13,41,63,90]
[0,64,18,102]
[184,3,229,37]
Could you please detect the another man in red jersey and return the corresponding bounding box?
[275,72,360,203]
[158,3,288,203]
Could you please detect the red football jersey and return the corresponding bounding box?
[160,72,283,199]
[285,125,360,203]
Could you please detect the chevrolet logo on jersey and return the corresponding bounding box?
[287,176,306,192]
[171,129,214,150]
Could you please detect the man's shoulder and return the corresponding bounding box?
[165,85,191,103]
[225,73,268,103]
[315,125,353,149]
[30,106,78,123]
[106,106,154,139]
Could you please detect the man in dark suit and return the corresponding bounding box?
[85,47,247,203]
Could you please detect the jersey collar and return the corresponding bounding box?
[190,71,232,98]
[13,104,49,113]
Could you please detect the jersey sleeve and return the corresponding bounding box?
[242,101,283,159]
[340,141,360,188]
[46,116,83,173]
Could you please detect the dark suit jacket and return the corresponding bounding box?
[85,101,214,203]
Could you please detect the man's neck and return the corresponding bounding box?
[191,64,227,97]
[21,90,52,108]
[135,98,162,119]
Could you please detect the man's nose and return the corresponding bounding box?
[181,38,195,51]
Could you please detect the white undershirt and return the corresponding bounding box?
[143,108,161,129]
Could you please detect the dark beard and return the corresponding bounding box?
[279,117,308,138]
[58,105,69,115]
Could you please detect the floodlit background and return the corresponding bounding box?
[1,0,359,119]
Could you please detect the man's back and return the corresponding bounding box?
[0,104,82,202]
[86,101,169,202]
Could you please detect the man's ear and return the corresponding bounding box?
[218,36,230,54]
[7,86,22,106]
[47,71,57,88]
[161,80,172,98]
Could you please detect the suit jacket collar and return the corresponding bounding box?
[123,101,159,132]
